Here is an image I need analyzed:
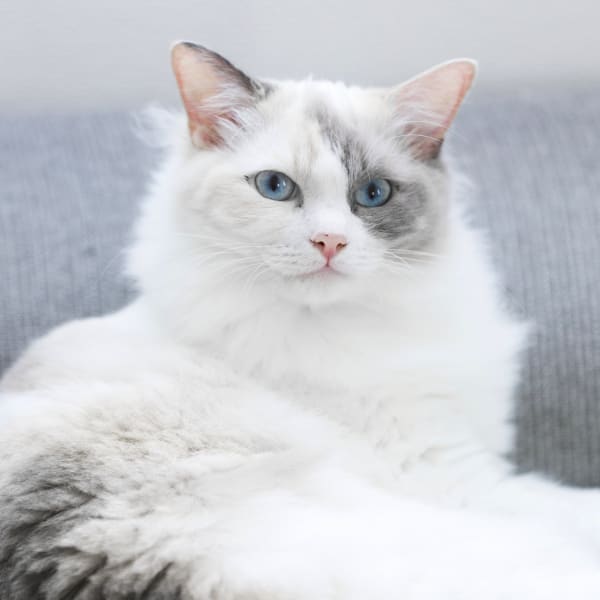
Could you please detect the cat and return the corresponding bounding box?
[1,41,600,599]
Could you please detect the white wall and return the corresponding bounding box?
[1,0,598,113]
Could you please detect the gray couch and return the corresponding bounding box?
[1,89,599,486]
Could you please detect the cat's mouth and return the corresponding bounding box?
[299,264,345,279]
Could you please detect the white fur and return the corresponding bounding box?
[2,76,600,598]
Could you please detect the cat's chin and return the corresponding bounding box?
[272,267,363,307]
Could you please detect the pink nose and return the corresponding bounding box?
[311,232,348,261]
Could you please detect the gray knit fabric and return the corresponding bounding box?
[452,89,600,486]
[0,91,599,486]
[0,113,146,370]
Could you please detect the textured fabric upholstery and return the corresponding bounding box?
[0,90,599,485]
[0,113,145,369]
[453,89,600,486]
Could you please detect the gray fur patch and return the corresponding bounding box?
[252,79,274,101]
[312,104,439,248]
[354,181,434,247]
[0,449,184,600]
[313,106,370,188]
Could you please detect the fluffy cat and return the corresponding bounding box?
[1,42,600,599]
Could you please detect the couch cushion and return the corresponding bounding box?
[0,91,599,486]
[0,112,146,368]
[453,89,600,486]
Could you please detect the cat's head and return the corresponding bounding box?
[131,43,475,311]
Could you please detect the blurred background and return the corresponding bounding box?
[2,0,599,113]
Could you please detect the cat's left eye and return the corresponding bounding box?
[354,179,392,208]
[253,171,296,201]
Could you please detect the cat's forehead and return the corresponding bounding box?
[261,79,385,130]
[253,79,405,183]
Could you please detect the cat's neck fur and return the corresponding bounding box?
[130,160,523,467]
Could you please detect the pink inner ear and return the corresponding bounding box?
[392,60,476,160]
[172,49,223,146]
[171,43,254,148]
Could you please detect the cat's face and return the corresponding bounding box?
[165,44,475,305]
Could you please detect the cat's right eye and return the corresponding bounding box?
[354,178,392,208]
[253,171,297,201]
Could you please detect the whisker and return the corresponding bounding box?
[242,263,271,297]
[203,261,266,289]
[190,254,263,270]
[174,232,276,251]
[380,263,419,279]
[389,248,443,259]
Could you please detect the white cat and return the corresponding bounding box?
[1,42,599,599]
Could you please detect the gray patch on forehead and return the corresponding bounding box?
[355,181,438,249]
[311,105,371,186]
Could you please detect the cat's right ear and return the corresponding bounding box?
[171,42,258,148]
[389,59,477,161]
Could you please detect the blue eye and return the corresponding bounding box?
[354,178,392,208]
[254,171,296,201]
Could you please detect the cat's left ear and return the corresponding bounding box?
[390,59,477,161]
[171,42,260,148]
